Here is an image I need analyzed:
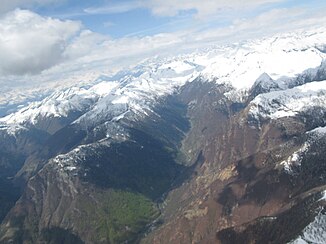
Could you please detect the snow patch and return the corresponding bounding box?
[289,210,326,244]
[280,143,309,173]
[309,126,326,137]
[0,123,27,136]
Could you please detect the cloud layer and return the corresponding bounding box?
[0,0,325,84]
[140,0,284,17]
[81,0,285,18]
[0,1,325,111]
[1,4,326,78]
[0,9,81,75]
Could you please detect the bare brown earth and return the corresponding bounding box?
[142,80,326,244]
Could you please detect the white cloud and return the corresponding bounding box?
[84,1,141,15]
[1,3,325,78]
[76,0,285,19]
[59,29,184,74]
[0,0,64,14]
[0,9,81,75]
[39,3,326,82]
[2,4,325,78]
[19,5,326,81]
[103,21,115,28]
[195,6,326,44]
[140,0,285,17]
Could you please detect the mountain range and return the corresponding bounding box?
[0,27,326,244]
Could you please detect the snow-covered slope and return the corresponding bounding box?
[197,27,326,89]
[1,27,326,133]
[279,125,326,173]
[290,209,326,244]
[249,80,326,120]
[1,87,98,125]
[0,59,203,129]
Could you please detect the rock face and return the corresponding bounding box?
[0,28,326,244]
[142,79,326,244]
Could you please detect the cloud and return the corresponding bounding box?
[0,2,325,89]
[0,9,81,75]
[193,6,326,44]
[54,3,326,78]
[2,5,324,78]
[140,0,286,17]
[103,21,116,28]
[0,0,64,14]
[84,1,141,15]
[79,0,285,19]
[60,29,183,73]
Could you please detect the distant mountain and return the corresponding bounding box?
[0,27,326,243]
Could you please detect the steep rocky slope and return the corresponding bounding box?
[143,77,326,244]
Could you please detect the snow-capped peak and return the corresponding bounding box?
[249,80,326,120]
[0,87,95,125]
[1,27,326,132]
[200,35,326,89]
[253,73,275,88]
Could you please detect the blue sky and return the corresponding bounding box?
[20,0,326,38]
[30,0,183,38]
[0,0,325,94]
[39,1,201,38]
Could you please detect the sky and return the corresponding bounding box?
[0,0,326,106]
